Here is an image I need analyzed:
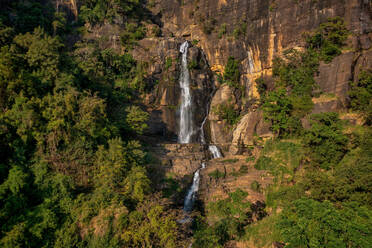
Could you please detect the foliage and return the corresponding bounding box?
[191,39,199,45]
[194,189,251,247]
[262,48,317,136]
[250,180,261,193]
[349,70,372,124]
[303,112,348,169]
[201,18,217,35]
[278,198,372,248]
[246,156,255,162]
[79,0,145,26]
[244,214,282,248]
[164,57,172,70]
[0,2,181,247]
[188,60,199,70]
[218,23,227,39]
[152,25,162,37]
[223,57,241,88]
[263,88,300,136]
[120,23,147,50]
[306,17,349,62]
[254,156,275,170]
[213,102,240,126]
[121,202,178,248]
[255,76,268,101]
[125,105,149,134]
[208,169,225,179]
[233,22,247,39]
[304,128,372,206]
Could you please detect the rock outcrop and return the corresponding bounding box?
[229,111,272,155]
[199,155,273,205]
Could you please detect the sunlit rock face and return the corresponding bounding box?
[80,0,371,151]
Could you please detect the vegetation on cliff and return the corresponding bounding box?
[195,17,372,248]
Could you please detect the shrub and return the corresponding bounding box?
[218,24,227,39]
[246,157,255,163]
[152,26,161,37]
[250,180,261,193]
[188,60,199,70]
[278,198,372,248]
[120,23,146,49]
[209,169,225,179]
[306,17,349,62]
[233,22,247,39]
[262,88,304,136]
[303,112,348,169]
[349,70,372,124]
[213,102,240,126]
[239,165,248,174]
[201,18,217,35]
[223,57,241,88]
[254,156,275,170]
[125,105,150,135]
[164,57,172,70]
[255,77,268,101]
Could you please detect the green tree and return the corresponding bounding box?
[278,198,372,248]
[223,57,241,88]
[303,112,348,169]
[125,105,149,134]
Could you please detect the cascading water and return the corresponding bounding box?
[178,41,193,144]
[209,145,222,159]
[178,41,222,214]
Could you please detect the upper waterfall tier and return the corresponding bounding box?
[178,41,193,144]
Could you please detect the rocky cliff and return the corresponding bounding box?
[142,0,371,152]
[61,1,371,149]
[69,0,371,151]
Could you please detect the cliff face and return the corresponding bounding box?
[74,0,371,150]
[142,0,371,150]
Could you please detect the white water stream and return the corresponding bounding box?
[178,41,223,214]
[208,145,222,159]
[178,41,193,144]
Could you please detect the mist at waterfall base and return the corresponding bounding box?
[177,41,223,214]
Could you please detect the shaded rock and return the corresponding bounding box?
[354,50,372,83]
[312,98,344,114]
[315,52,354,105]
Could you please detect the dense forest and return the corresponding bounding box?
[0,1,181,247]
[0,1,371,248]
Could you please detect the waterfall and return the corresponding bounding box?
[179,41,222,214]
[209,145,222,158]
[200,115,208,144]
[183,169,200,212]
[178,41,193,144]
